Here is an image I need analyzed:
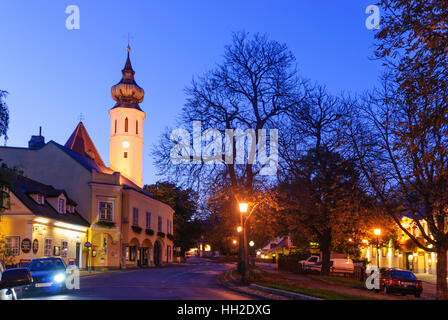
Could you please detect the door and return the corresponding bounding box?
[406,252,414,271]
[154,241,161,266]
[75,243,81,268]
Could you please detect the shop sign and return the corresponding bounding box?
[21,238,32,253]
[32,239,39,254]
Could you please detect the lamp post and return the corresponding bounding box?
[238,202,249,283]
[374,228,381,270]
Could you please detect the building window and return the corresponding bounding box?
[37,194,43,205]
[114,120,117,133]
[5,236,20,256]
[167,219,169,234]
[146,212,151,229]
[136,120,139,134]
[58,198,66,214]
[44,238,53,257]
[125,118,128,132]
[158,216,162,232]
[99,201,113,222]
[61,240,68,258]
[124,152,128,159]
[133,208,139,226]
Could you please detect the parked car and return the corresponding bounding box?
[304,258,354,274]
[298,255,320,269]
[23,258,67,296]
[380,268,423,297]
[0,260,33,300]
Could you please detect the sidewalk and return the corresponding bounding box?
[256,264,436,300]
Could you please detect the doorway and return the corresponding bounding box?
[406,252,414,271]
[154,241,162,266]
[75,243,81,268]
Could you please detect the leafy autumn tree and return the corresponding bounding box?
[344,79,448,299]
[0,91,11,263]
[350,0,448,299]
[144,182,202,255]
[375,0,448,106]
[279,147,383,275]
[0,91,9,143]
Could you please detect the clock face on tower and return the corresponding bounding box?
[122,141,130,148]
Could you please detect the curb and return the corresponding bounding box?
[249,284,322,300]
[219,269,320,300]
[218,270,271,300]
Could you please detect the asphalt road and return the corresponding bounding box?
[24,258,252,300]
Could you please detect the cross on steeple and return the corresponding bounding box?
[125,32,134,52]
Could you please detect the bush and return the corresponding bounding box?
[96,221,116,228]
[145,228,154,236]
[167,233,174,241]
[132,226,142,234]
[157,232,166,238]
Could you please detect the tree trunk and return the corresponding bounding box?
[436,242,448,300]
[320,231,332,276]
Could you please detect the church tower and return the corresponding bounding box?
[109,45,146,187]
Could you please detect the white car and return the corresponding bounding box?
[298,256,320,268]
[304,258,354,273]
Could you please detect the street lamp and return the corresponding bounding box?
[237,226,242,233]
[249,241,255,247]
[238,202,249,283]
[374,228,381,270]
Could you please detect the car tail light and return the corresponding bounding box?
[389,279,401,286]
[416,281,422,287]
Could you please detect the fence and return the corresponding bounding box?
[278,254,366,282]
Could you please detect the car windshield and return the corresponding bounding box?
[391,270,417,280]
[29,259,66,271]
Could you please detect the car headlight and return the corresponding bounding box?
[53,273,66,283]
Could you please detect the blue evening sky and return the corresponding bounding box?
[0,0,381,185]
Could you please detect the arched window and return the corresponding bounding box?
[136,120,139,135]
[125,118,128,132]
[114,120,117,133]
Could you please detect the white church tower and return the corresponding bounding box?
[109,45,146,187]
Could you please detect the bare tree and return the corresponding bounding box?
[154,32,307,200]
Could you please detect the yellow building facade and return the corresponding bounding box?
[0,172,89,268]
[361,217,438,275]
[0,47,174,270]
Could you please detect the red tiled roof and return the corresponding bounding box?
[64,122,105,167]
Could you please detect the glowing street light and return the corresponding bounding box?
[232,239,238,245]
[237,226,242,233]
[249,241,255,247]
[239,203,248,213]
[374,228,382,269]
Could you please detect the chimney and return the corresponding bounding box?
[28,126,45,149]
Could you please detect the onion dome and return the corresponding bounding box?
[111,45,145,110]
